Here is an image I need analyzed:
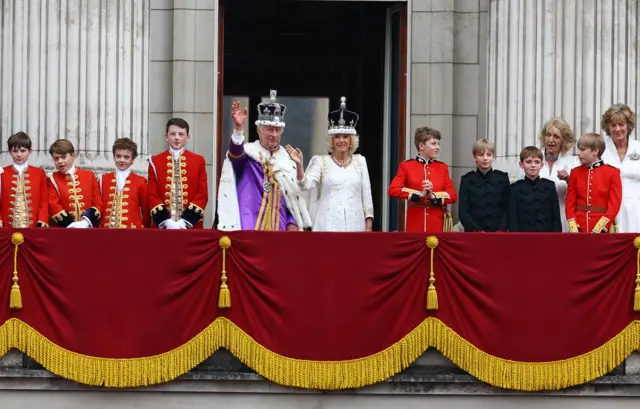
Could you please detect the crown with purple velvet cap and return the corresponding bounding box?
[255,90,287,128]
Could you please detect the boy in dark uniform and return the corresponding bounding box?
[508,146,562,232]
[458,139,510,232]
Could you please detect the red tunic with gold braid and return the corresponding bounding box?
[388,156,457,232]
[565,159,622,233]
[0,165,49,228]
[100,172,151,228]
[147,149,208,228]
[47,168,103,227]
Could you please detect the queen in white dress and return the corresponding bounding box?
[601,103,640,233]
[285,98,374,231]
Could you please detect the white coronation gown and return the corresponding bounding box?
[298,154,374,232]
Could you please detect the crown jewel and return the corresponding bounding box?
[255,89,287,128]
[328,97,359,135]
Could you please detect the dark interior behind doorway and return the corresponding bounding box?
[220,0,388,231]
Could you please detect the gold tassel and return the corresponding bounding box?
[218,236,232,308]
[10,232,24,310]
[443,213,453,232]
[426,236,439,310]
[634,237,640,311]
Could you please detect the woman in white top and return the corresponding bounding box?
[520,118,579,231]
[285,97,374,231]
[601,103,639,233]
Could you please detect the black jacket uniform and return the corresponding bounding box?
[508,176,562,232]
[459,168,510,232]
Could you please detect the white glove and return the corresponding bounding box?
[177,219,189,229]
[75,219,91,229]
[158,219,175,230]
[67,222,78,228]
[163,220,181,230]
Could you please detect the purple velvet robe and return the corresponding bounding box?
[228,139,297,230]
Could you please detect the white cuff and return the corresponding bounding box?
[231,130,245,145]
[81,216,93,228]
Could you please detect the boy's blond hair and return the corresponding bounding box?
[578,133,606,158]
[472,139,494,156]
[520,146,543,162]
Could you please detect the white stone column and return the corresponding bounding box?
[411,0,489,221]
[487,0,640,177]
[0,0,150,174]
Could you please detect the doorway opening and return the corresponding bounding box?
[217,0,407,231]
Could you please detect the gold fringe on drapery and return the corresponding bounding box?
[0,317,639,391]
[10,232,24,310]
[426,236,439,310]
[218,236,232,308]
[634,237,640,311]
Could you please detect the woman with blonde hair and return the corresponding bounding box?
[286,97,374,231]
[523,117,579,231]
[601,103,639,232]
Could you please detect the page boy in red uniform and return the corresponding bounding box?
[388,126,457,232]
[148,118,208,229]
[566,133,622,233]
[0,132,49,228]
[47,139,103,228]
[100,138,150,228]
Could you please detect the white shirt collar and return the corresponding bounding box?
[169,147,185,160]
[115,168,131,192]
[65,165,76,175]
[12,162,28,174]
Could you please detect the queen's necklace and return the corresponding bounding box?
[331,154,351,168]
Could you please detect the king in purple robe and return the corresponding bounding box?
[216,90,312,231]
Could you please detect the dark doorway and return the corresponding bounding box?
[219,0,403,231]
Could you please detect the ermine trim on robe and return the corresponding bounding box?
[217,140,312,231]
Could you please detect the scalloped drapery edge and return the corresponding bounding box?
[0,317,638,390]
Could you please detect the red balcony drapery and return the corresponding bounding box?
[0,230,639,390]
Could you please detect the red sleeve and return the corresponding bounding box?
[147,159,163,213]
[188,155,208,212]
[90,172,103,215]
[565,169,577,222]
[37,169,49,224]
[605,167,622,225]
[47,176,65,218]
[388,163,411,200]
[139,178,151,228]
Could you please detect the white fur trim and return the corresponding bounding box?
[216,156,242,231]
[217,141,312,231]
[255,120,286,128]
